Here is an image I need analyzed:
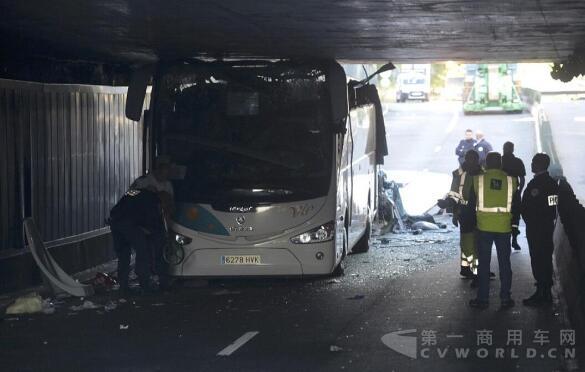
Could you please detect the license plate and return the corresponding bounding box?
[221,255,262,265]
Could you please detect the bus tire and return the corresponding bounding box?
[352,219,371,253]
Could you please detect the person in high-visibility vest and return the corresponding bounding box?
[438,150,482,278]
[468,152,521,310]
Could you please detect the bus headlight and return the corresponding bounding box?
[290,221,335,244]
[174,232,192,246]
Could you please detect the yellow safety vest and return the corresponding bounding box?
[473,169,517,233]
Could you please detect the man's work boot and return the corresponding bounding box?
[512,238,521,251]
[523,286,544,307]
[460,266,474,278]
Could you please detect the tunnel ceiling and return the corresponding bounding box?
[1,0,585,65]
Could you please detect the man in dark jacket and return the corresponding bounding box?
[502,141,526,250]
[474,130,493,167]
[109,188,167,294]
[455,129,476,165]
[521,153,559,306]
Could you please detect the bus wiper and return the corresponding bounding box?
[165,134,302,170]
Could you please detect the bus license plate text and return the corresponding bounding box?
[221,255,262,265]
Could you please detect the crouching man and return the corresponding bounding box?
[109,188,168,295]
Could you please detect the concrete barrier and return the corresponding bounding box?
[523,86,584,366]
[555,180,585,367]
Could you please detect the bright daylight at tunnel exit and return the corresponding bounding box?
[1,1,585,372]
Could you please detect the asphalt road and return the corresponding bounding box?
[0,101,576,372]
[383,101,536,174]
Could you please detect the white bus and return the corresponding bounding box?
[127,60,389,277]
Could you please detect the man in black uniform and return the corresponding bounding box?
[521,153,559,306]
[109,188,167,294]
[502,141,526,250]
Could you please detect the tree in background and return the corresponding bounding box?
[431,63,447,95]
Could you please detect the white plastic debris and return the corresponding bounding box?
[119,324,129,330]
[330,345,343,352]
[118,298,127,304]
[69,300,100,311]
[327,279,341,284]
[6,293,43,315]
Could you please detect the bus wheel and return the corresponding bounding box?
[352,220,371,253]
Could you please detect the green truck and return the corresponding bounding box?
[463,64,524,114]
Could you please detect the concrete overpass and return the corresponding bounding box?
[1,2,585,371]
[1,0,585,65]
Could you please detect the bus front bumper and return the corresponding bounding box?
[168,245,336,277]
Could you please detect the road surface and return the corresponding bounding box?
[0,101,577,372]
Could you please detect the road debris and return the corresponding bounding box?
[5,293,43,315]
[41,299,56,314]
[104,301,117,312]
[69,300,100,311]
[119,324,129,330]
[330,345,343,352]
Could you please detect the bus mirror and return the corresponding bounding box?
[327,62,349,133]
[126,65,154,121]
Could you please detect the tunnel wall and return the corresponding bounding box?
[0,78,148,293]
[555,180,585,364]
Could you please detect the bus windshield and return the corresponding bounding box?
[157,61,333,204]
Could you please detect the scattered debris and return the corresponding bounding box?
[69,300,100,311]
[411,221,440,231]
[90,272,118,291]
[41,299,56,314]
[119,324,129,330]
[346,295,365,300]
[119,298,127,304]
[6,293,43,315]
[104,301,117,312]
[327,279,341,284]
[330,345,343,352]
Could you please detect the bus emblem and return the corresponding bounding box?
[236,216,246,225]
[290,204,314,218]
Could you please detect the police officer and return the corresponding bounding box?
[502,141,526,250]
[474,130,493,167]
[438,150,482,278]
[469,152,520,310]
[521,153,559,306]
[109,188,167,295]
[455,129,476,165]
